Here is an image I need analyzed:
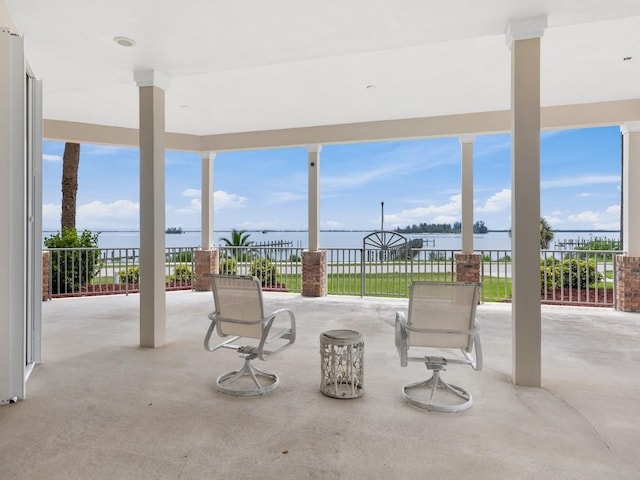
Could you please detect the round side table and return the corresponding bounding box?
[319,329,364,399]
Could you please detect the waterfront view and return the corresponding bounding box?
[43,229,621,251]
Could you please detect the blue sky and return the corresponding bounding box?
[41,126,622,232]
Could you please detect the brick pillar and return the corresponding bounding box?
[302,250,326,297]
[455,252,481,283]
[42,251,50,301]
[194,249,219,292]
[615,254,640,312]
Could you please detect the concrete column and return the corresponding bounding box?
[134,70,169,348]
[621,123,640,256]
[307,144,321,251]
[506,16,546,387]
[460,135,475,253]
[616,122,640,311]
[200,151,215,250]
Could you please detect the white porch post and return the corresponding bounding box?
[201,152,215,249]
[507,17,546,387]
[460,135,475,253]
[0,28,27,403]
[135,70,168,348]
[307,144,321,251]
[621,122,640,256]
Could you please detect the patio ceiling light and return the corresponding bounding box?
[113,37,135,47]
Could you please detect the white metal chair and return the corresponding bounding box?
[395,281,482,412]
[203,274,296,396]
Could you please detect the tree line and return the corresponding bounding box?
[395,220,488,234]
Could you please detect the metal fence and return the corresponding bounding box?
[46,245,619,307]
[47,247,195,297]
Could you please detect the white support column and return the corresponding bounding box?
[459,135,475,253]
[506,16,546,387]
[307,144,321,251]
[621,122,640,256]
[201,152,216,249]
[135,70,169,348]
[0,29,26,403]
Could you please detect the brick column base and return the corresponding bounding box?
[194,249,219,291]
[615,254,640,312]
[42,251,50,301]
[302,250,326,297]
[455,252,481,283]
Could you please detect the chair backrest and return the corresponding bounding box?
[407,282,480,351]
[207,274,265,339]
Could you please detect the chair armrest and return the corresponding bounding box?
[395,311,408,367]
[257,308,296,360]
[207,311,264,325]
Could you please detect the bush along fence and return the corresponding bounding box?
[44,247,195,298]
[43,246,620,307]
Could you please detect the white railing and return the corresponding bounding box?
[47,247,195,297]
[46,245,619,306]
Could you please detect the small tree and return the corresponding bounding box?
[44,228,101,294]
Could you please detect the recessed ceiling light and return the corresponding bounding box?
[113,37,135,47]
[623,56,632,61]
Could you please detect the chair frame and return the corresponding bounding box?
[203,274,296,396]
[395,281,482,412]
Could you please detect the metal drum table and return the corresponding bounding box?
[319,329,364,399]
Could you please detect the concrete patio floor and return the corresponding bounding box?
[1,291,639,479]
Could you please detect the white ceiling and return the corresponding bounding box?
[4,0,640,136]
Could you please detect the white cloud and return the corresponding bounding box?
[214,190,247,209]
[577,192,592,198]
[42,203,60,228]
[384,195,461,226]
[77,200,139,221]
[567,204,620,229]
[43,154,61,162]
[476,188,511,213]
[267,191,306,205]
[175,198,200,215]
[182,188,200,198]
[568,211,600,223]
[541,175,619,189]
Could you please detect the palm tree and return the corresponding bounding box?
[508,217,555,250]
[220,229,253,260]
[539,217,554,249]
[220,229,253,247]
[61,142,80,231]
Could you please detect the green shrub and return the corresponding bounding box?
[560,258,602,288]
[250,258,278,285]
[44,228,101,294]
[539,256,602,291]
[288,254,301,263]
[119,266,140,284]
[219,258,238,275]
[171,265,192,282]
[540,259,559,291]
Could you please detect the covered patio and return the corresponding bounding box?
[1,291,638,479]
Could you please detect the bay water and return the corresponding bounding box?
[45,230,620,251]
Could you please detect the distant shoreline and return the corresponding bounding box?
[43,228,621,234]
